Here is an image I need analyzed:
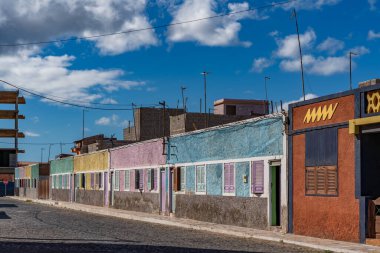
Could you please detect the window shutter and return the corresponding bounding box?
[173,168,178,192]
[135,170,140,190]
[326,166,338,195]
[176,167,181,191]
[139,169,144,190]
[147,169,152,190]
[120,171,125,191]
[151,169,155,190]
[252,161,264,194]
[153,169,157,191]
[229,164,235,191]
[316,167,326,195]
[306,167,316,195]
[224,164,230,192]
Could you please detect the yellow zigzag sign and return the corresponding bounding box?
[303,103,338,124]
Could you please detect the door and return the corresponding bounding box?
[270,166,281,226]
[104,172,109,207]
[160,170,166,214]
[71,174,75,202]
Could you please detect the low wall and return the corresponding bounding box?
[113,191,160,214]
[75,189,104,207]
[17,187,38,199]
[51,189,70,202]
[175,194,268,229]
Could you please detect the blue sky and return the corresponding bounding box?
[0,0,378,162]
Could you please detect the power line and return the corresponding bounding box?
[0,79,135,110]
[0,141,72,145]
[0,0,296,48]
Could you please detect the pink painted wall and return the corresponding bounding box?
[110,139,166,169]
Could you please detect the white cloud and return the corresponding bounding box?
[317,37,344,55]
[368,30,380,40]
[0,0,158,55]
[369,0,377,11]
[168,0,259,47]
[251,57,274,73]
[282,93,318,111]
[31,116,39,123]
[276,29,316,58]
[100,98,118,105]
[348,46,370,55]
[280,0,341,10]
[0,50,144,103]
[95,117,111,126]
[24,131,40,137]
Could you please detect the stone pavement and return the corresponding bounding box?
[9,196,380,253]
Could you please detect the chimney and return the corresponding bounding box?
[359,79,380,88]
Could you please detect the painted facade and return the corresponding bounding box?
[110,139,165,213]
[50,157,74,202]
[167,114,287,231]
[15,163,50,199]
[73,150,109,206]
[288,83,380,243]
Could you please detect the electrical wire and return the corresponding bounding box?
[0,79,136,110]
[0,141,72,145]
[0,0,296,48]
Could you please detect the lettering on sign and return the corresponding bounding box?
[303,103,338,124]
[367,91,380,114]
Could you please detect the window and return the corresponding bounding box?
[196,165,206,193]
[99,173,103,189]
[223,163,235,194]
[81,173,85,189]
[173,167,186,192]
[306,166,337,196]
[147,169,155,191]
[180,167,186,191]
[114,171,120,190]
[134,169,141,190]
[305,128,338,196]
[139,170,144,190]
[252,161,264,194]
[94,172,102,190]
[124,170,130,191]
[90,173,95,190]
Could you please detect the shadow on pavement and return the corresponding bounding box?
[0,241,261,253]
[0,211,11,219]
[0,204,17,208]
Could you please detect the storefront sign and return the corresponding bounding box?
[367,90,380,114]
[303,103,338,124]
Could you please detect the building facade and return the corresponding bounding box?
[288,81,380,243]
[15,163,50,199]
[50,157,74,202]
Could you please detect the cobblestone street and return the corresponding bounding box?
[0,198,321,253]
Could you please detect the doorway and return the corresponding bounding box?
[160,169,166,214]
[270,165,281,226]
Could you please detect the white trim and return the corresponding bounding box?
[51,172,72,176]
[195,165,206,194]
[74,169,107,174]
[169,155,282,168]
[114,171,120,191]
[112,164,166,171]
[222,162,236,196]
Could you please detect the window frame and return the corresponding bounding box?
[223,163,236,196]
[124,170,130,191]
[195,165,206,194]
[179,167,186,193]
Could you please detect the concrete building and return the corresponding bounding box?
[0,90,25,196]
[167,114,287,231]
[288,79,380,243]
[71,134,130,155]
[15,163,50,199]
[214,98,269,116]
[50,156,74,202]
[123,107,184,141]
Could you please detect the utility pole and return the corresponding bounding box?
[201,71,210,127]
[181,86,186,112]
[82,110,88,140]
[40,148,45,163]
[349,51,358,90]
[264,76,270,102]
[60,142,63,154]
[291,9,306,101]
[131,103,137,141]
[159,101,166,137]
[48,144,53,162]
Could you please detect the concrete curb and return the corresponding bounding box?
[8,197,380,253]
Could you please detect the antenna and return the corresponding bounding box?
[291,9,306,101]
[264,76,271,102]
[349,51,358,90]
[181,86,187,112]
[201,71,210,127]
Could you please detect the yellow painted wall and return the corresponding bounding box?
[25,166,32,179]
[85,173,92,190]
[73,151,109,173]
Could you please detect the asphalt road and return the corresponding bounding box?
[0,198,321,253]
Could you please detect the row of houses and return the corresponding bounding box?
[14,80,380,245]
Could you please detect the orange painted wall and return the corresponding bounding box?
[292,128,360,242]
[292,95,354,131]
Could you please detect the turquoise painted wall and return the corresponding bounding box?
[206,164,222,195]
[50,157,74,175]
[186,166,195,192]
[31,164,39,179]
[168,116,283,164]
[236,162,250,197]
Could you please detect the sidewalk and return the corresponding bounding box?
[8,196,380,253]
